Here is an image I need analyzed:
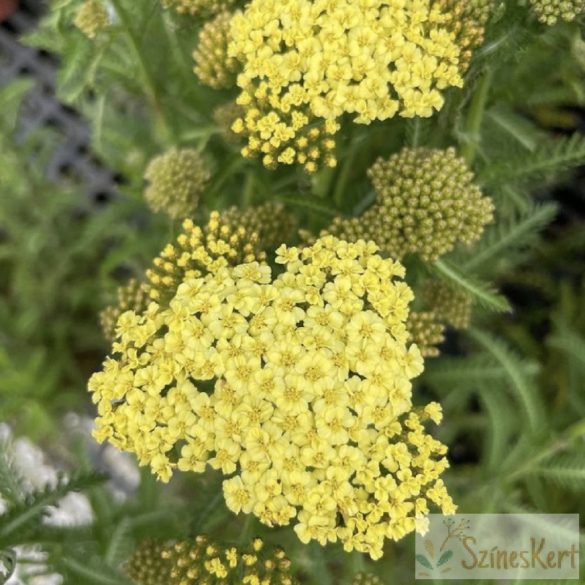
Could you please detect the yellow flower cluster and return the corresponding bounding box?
[320,148,494,261]
[435,0,497,70]
[74,0,110,39]
[89,234,455,559]
[125,536,296,585]
[144,204,294,306]
[99,205,294,342]
[407,311,446,358]
[144,148,211,220]
[100,279,148,341]
[193,11,239,90]
[228,0,468,172]
[529,0,585,23]
[422,281,471,330]
[161,0,235,18]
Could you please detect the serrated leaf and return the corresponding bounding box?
[0,473,106,547]
[532,456,585,492]
[480,134,585,187]
[463,204,557,272]
[468,329,543,433]
[433,260,512,313]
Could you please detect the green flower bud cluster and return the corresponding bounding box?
[125,536,296,585]
[352,573,385,585]
[323,148,494,262]
[218,202,296,252]
[161,0,236,18]
[407,311,446,358]
[529,0,585,24]
[99,278,148,341]
[73,0,110,39]
[124,541,171,585]
[193,11,239,89]
[144,148,211,220]
[423,281,472,330]
[213,101,244,144]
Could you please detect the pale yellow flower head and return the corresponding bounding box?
[89,233,455,559]
[227,0,474,171]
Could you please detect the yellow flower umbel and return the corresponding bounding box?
[144,203,295,306]
[99,204,295,343]
[100,279,148,341]
[321,148,494,261]
[144,148,211,220]
[89,234,455,559]
[529,0,585,23]
[126,536,296,585]
[74,0,110,39]
[161,0,235,18]
[228,0,474,172]
[193,11,239,90]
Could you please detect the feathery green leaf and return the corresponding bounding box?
[433,260,512,313]
[469,329,543,433]
[480,134,585,187]
[463,204,557,272]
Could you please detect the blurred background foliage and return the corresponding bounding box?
[0,0,585,583]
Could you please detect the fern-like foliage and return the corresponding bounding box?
[463,204,557,273]
[58,552,135,585]
[533,453,585,492]
[0,472,105,548]
[0,440,27,507]
[425,354,539,389]
[432,259,512,313]
[468,329,544,434]
[480,134,585,189]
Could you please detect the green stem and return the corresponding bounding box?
[349,550,367,576]
[410,118,422,148]
[461,69,493,164]
[110,0,173,144]
[242,173,255,207]
[333,147,357,208]
[238,514,254,546]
